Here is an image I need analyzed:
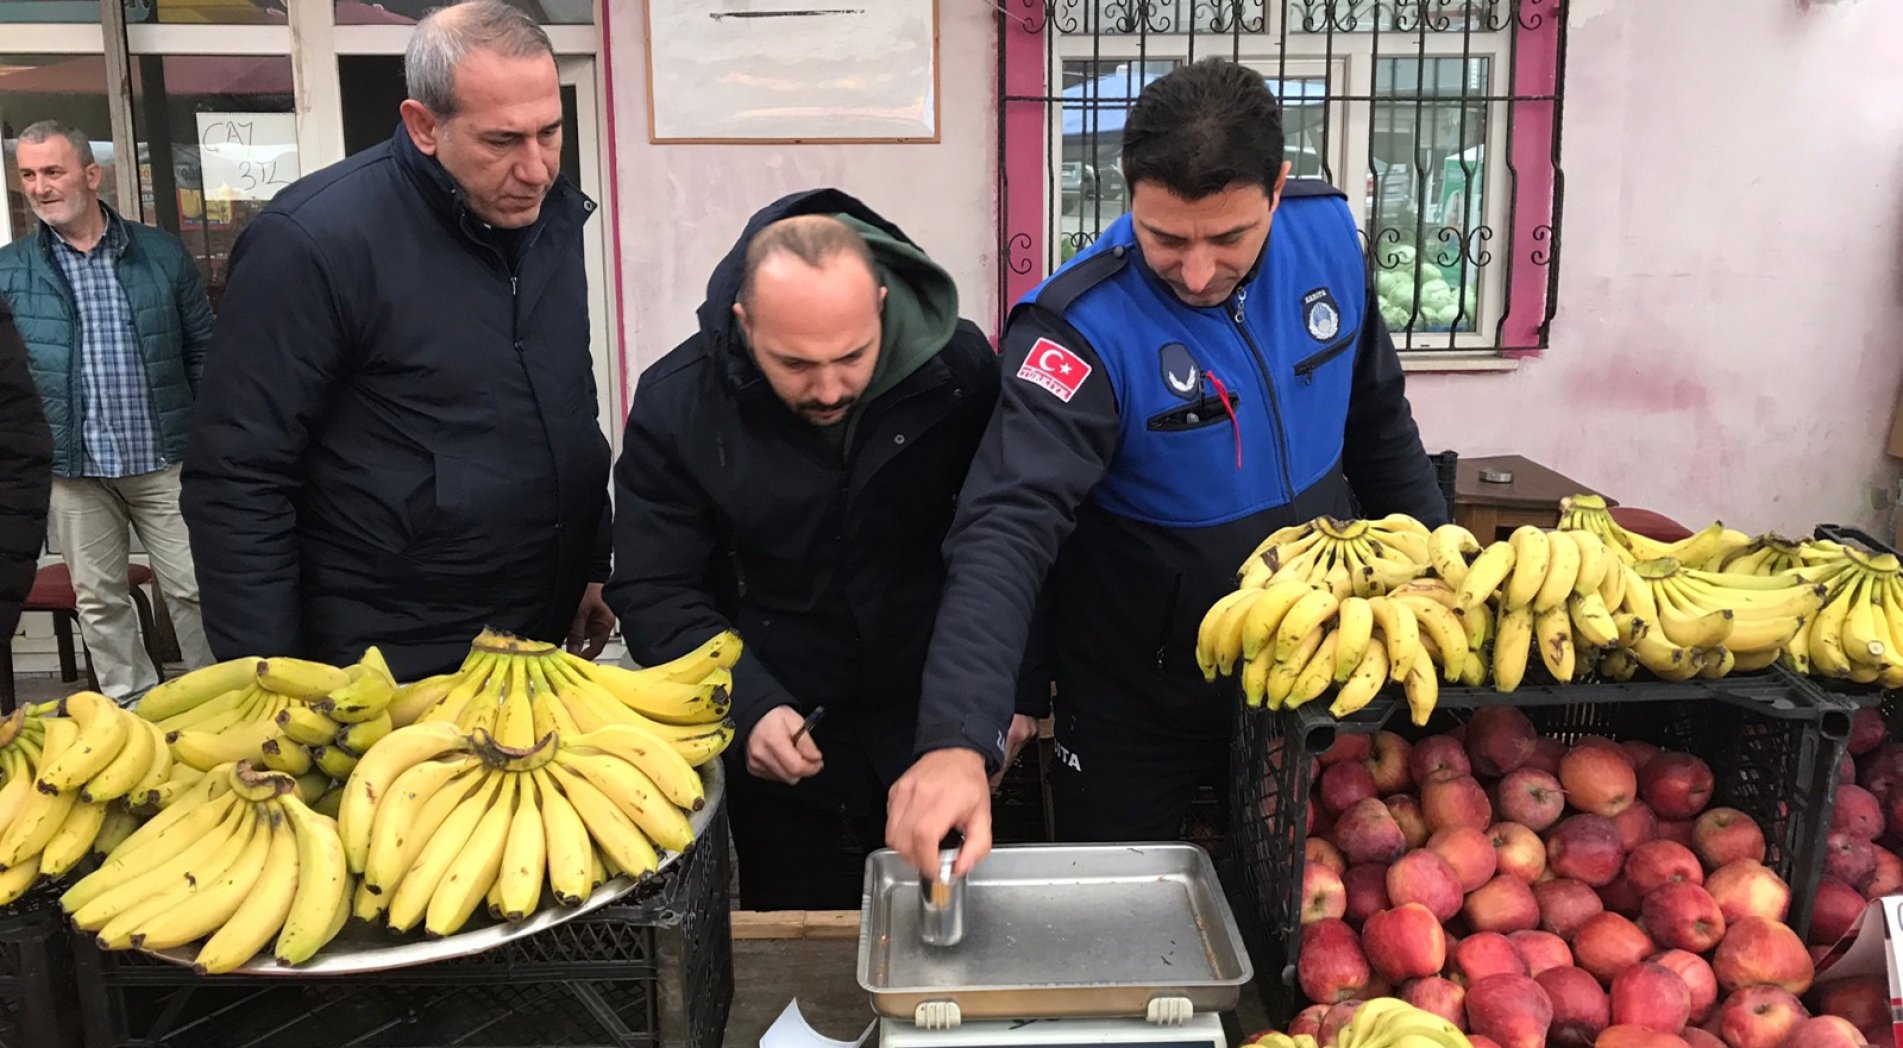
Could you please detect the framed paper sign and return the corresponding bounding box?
[643,1,940,143]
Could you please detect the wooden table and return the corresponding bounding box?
[1453,454,1614,543]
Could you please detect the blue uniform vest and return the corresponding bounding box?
[1032,183,1367,528]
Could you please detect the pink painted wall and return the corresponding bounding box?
[1408,0,1903,534]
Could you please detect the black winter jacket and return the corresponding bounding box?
[0,299,52,642]
[182,128,611,680]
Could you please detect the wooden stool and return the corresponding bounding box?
[0,563,167,712]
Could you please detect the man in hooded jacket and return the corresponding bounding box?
[606,189,1046,909]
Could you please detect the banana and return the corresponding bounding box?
[494,673,535,752]
[1333,597,1375,683]
[1286,632,1341,709]
[261,736,314,776]
[1653,580,1736,649]
[193,809,299,974]
[1329,642,1388,718]
[62,776,233,912]
[79,703,155,803]
[324,664,397,724]
[132,806,276,951]
[542,761,661,880]
[338,721,472,874]
[335,711,394,757]
[1354,538,1430,595]
[79,800,253,934]
[277,704,343,747]
[655,629,745,684]
[1455,540,1516,612]
[389,674,458,729]
[155,684,256,735]
[565,725,706,811]
[425,774,517,937]
[1535,604,1576,682]
[1568,527,1609,596]
[1598,548,1629,610]
[1395,595,1468,682]
[1198,589,1262,678]
[1503,526,1551,610]
[0,730,81,867]
[1534,529,1581,612]
[1367,596,1421,682]
[0,855,39,907]
[1568,591,1621,650]
[39,692,129,793]
[39,799,107,876]
[1632,627,1700,681]
[256,657,350,700]
[553,749,695,852]
[385,771,506,933]
[1809,579,1857,677]
[666,723,734,767]
[418,654,497,725]
[1428,523,1480,591]
[1389,578,1461,608]
[1240,651,1273,707]
[135,657,260,723]
[1274,590,1341,662]
[566,655,732,726]
[171,718,283,773]
[1843,573,1891,668]
[535,768,594,905]
[1731,647,1782,672]
[456,659,509,736]
[1699,646,1737,680]
[274,795,351,965]
[1238,581,1320,663]
[90,803,140,858]
[1240,522,1319,575]
[1493,603,1535,693]
[363,756,483,895]
[498,773,546,921]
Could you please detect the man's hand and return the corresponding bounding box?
[989,714,1040,790]
[747,705,824,785]
[888,748,992,879]
[567,582,615,660]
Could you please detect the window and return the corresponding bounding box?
[1,54,125,241]
[333,0,591,26]
[1000,0,1565,356]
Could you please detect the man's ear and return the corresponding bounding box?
[1269,160,1292,212]
[399,99,443,157]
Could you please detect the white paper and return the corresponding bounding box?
[760,998,876,1048]
[194,112,300,202]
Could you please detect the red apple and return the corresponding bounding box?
[1538,878,1607,941]
[1885,791,1903,842]
[1468,707,1538,777]
[1404,976,1467,1028]
[1471,1039,1505,1048]
[1712,917,1814,995]
[1499,768,1568,832]
[1611,962,1692,1034]
[1841,754,1856,787]
[1412,735,1473,785]
[1595,1027,1690,1048]
[1816,976,1889,1046]
[1861,744,1903,801]
[1848,708,1887,757]
[1717,986,1809,1048]
[1493,822,1551,884]
[1363,731,1414,794]
[1694,808,1766,870]
[1321,733,1374,766]
[1299,918,1370,1003]
[1614,803,1662,854]
[1705,860,1791,924]
[1430,826,1499,893]
[1642,882,1727,953]
[1344,864,1393,924]
[1388,849,1465,922]
[1684,1030,1727,1048]
[1627,841,1705,894]
[1362,902,1448,983]
[1781,1016,1871,1048]
[1574,913,1657,986]
[1562,745,1640,817]
[1651,949,1717,1024]
[1334,797,1408,866]
[1307,836,1347,875]
[1864,846,1903,900]
[1527,737,1568,775]
[1467,973,1554,1048]
[1657,820,1697,847]
[1623,739,1663,770]
[1302,863,1348,925]
[1575,735,1623,753]
[1826,833,1878,891]
[1808,877,1867,946]
[1424,774,1495,834]
[1386,795,1431,850]
[1320,761,1380,815]
[1640,753,1716,820]
[1456,932,1530,984]
[1320,1001,1363,1045]
[1540,965,1610,1047]
[1600,875,1646,919]
[1834,786,1884,841]
[1467,874,1541,934]
[1510,929,1574,977]
[1550,814,1628,887]
[1289,1003,1329,1038]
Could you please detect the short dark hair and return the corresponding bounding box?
[1121,58,1285,199]
[737,215,877,309]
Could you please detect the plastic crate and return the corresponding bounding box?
[0,882,84,1048]
[1225,672,1851,1025]
[71,806,734,1048]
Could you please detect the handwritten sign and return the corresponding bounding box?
[195,113,299,202]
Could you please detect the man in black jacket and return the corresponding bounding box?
[0,299,53,648]
[606,190,1043,909]
[183,0,613,679]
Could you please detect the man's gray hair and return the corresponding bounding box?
[18,120,96,166]
[404,0,554,118]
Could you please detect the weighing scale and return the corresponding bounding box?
[858,843,1251,1048]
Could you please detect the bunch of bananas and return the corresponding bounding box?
[0,692,180,905]
[1558,493,1753,568]
[61,760,350,974]
[1201,516,1471,724]
[1708,533,1806,576]
[395,629,737,764]
[136,651,393,789]
[1779,543,1903,684]
[339,709,716,937]
[1245,1032,1320,1048]
[1332,999,1472,1048]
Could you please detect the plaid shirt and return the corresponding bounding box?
[49,209,164,478]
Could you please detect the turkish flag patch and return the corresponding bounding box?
[1015,338,1092,403]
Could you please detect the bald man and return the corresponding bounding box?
[606,190,1048,909]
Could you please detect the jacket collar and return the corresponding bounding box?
[387,124,593,251]
[36,201,130,265]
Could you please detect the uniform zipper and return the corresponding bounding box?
[1227,287,1295,501]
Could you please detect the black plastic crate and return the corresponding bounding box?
[71,805,734,1048]
[1226,672,1851,1025]
[0,881,84,1048]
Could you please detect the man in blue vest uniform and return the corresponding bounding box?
[888,58,1449,874]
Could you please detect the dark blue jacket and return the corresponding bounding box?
[182,128,611,679]
[917,181,1447,763]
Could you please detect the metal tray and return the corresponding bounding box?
[858,843,1253,1021]
[138,758,724,976]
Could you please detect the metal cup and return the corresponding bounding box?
[917,849,966,947]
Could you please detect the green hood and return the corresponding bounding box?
[824,213,960,455]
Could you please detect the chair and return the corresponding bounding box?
[0,563,167,712]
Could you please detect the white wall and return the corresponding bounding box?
[1407,0,1903,535]
[604,0,998,395]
